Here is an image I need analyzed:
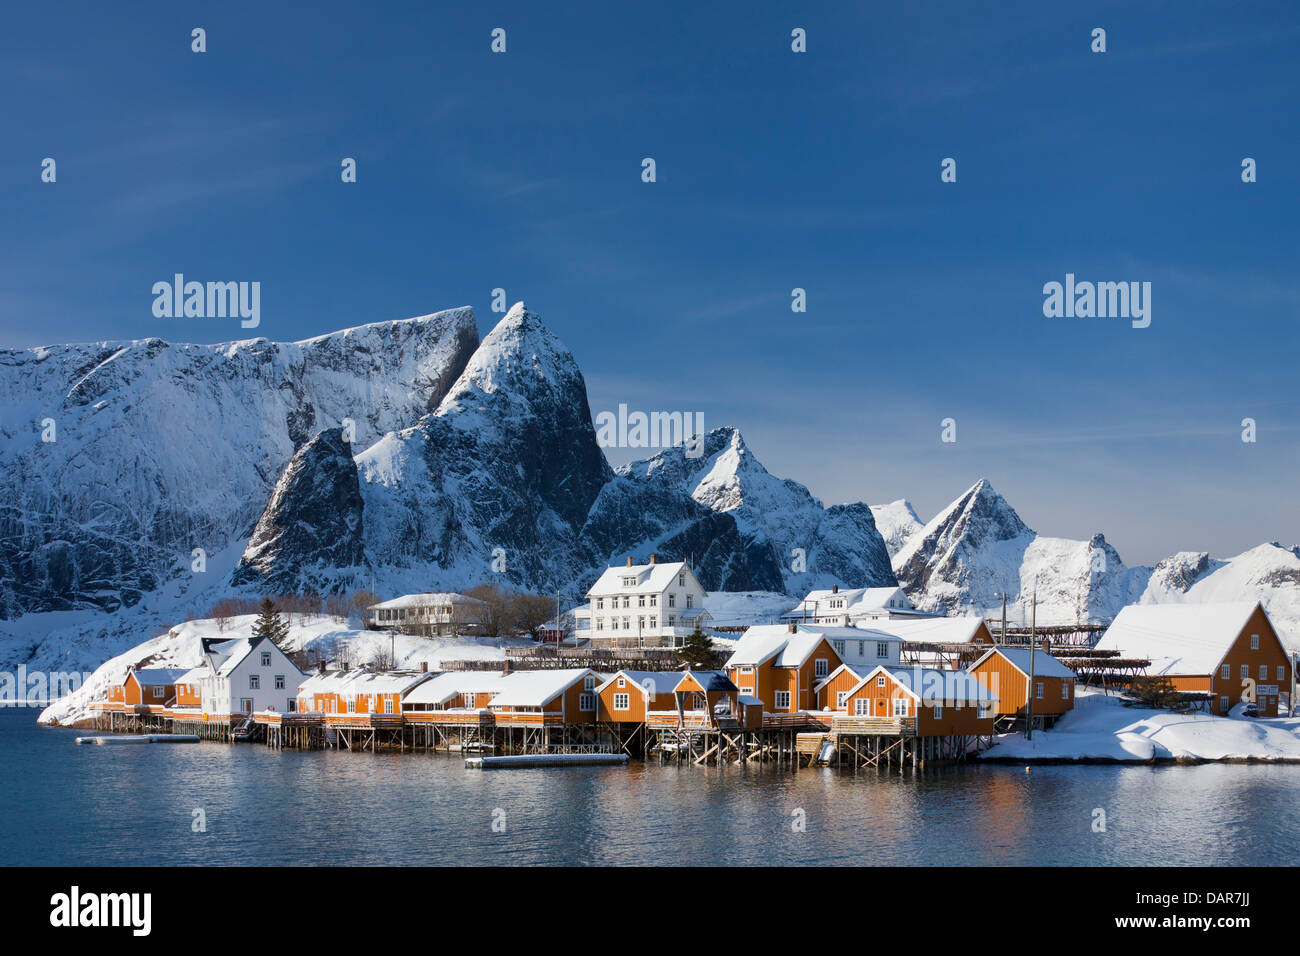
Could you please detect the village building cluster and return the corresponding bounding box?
[93,551,1294,766]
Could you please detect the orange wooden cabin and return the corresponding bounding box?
[1097,601,1294,716]
[834,665,998,737]
[595,670,681,723]
[121,668,189,709]
[486,668,599,726]
[724,625,843,714]
[968,647,1076,717]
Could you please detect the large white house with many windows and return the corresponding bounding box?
[781,585,925,626]
[181,635,307,717]
[585,556,711,648]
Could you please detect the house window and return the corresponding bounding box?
[893,699,908,717]
[621,596,630,609]
[678,573,685,586]
[261,652,271,667]
[837,692,849,708]
[249,675,260,690]
[596,598,604,610]
[649,616,657,628]
[1260,665,1268,680]
[1251,634,1260,650]
[1035,681,1044,699]
[384,699,394,714]
[649,595,657,607]
[1221,664,1231,679]
[1062,683,1071,699]
[288,701,296,713]
[275,675,285,690]
[348,699,356,713]
[854,699,870,716]
[668,616,675,627]
[933,705,942,719]
[596,618,604,631]
[877,675,886,687]
[614,693,630,710]
[584,675,596,691]
[877,642,889,658]
[814,658,828,678]
[1278,666,1286,681]
[1240,665,1249,679]
[739,666,753,675]
[579,693,595,711]
[152,686,164,699]
[1220,696,1230,713]
[668,594,676,608]
[617,676,626,688]
[686,595,694,609]
[638,594,645,607]
[774,691,791,710]
[638,616,645,630]
[832,641,845,656]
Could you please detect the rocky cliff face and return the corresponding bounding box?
[232,428,366,593]
[0,308,478,617]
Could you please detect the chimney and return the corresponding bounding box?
[832,584,839,594]
[317,661,326,675]
[626,556,633,567]
[501,660,513,676]
[420,661,428,673]
[649,553,658,564]
[788,623,797,634]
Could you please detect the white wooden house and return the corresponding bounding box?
[585,556,711,648]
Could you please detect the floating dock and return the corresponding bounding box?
[466,753,630,769]
[76,734,201,745]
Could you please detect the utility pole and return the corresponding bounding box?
[1000,593,1007,645]
[1026,583,1037,740]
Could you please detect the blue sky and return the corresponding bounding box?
[2,1,1297,564]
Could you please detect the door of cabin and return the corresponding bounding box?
[876,697,888,717]
[241,698,253,714]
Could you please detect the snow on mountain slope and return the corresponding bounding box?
[0,309,478,618]
[869,499,924,558]
[894,479,1148,622]
[609,426,896,593]
[1138,544,1300,649]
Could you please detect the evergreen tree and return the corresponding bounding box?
[676,629,719,668]
[252,597,290,649]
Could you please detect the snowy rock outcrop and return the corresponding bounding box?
[868,499,924,558]
[232,427,366,592]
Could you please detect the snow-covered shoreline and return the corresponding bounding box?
[978,690,1300,764]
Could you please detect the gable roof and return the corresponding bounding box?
[595,670,683,697]
[813,662,864,693]
[369,592,484,611]
[488,669,593,708]
[724,625,843,669]
[297,669,430,698]
[848,665,997,704]
[675,670,737,693]
[127,667,190,687]
[969,646,1076,680]
[585,561,697,597]
[786,586,910,617]
[1095,602,1265,675]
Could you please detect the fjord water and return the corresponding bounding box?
[3,708,1295,866]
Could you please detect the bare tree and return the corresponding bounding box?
[512,593,554,640]
[464,583,512,637]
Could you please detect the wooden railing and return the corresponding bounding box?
[829,716,916,735]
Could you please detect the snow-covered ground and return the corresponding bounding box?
[980,689,1300,763]
[37,613,526,728]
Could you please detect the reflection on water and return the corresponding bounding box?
[4,710,1296,866]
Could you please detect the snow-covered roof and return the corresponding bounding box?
[595,670,683,697]
[127,667,190,686]
[849,666,997,704]
[585,561,695,597]
[970,647,1076,679]
[297,669,430,697]
[488,669,593,708]
[176,666,209,685]
[737,695,763,707]
[369,592,484,610]
[723,625,838,668]
[1096,602,1264,675]
[787,586,908,616]
[861,617,989,644]
[402,671,507,706]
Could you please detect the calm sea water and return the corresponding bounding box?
[3,708,1297,866]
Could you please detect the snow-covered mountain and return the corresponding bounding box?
[869,499,923,558]
[891,480,1300,646]
[0,308,478,617]
[601,426,896,593]
[893,478,1149,622]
